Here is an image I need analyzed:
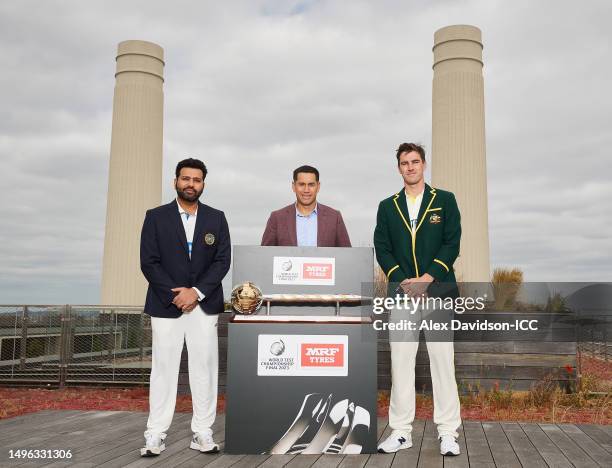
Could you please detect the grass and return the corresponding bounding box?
[491,267,523,310]
[377,371,612,425]
[0,387,225,420]
[2,364,611,424]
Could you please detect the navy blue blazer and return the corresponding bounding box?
[140,200,231,318]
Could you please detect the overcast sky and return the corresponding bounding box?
[0,0,610,304]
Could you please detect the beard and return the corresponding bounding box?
[176,185,203,202]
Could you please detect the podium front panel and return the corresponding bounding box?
[225,319,377,454]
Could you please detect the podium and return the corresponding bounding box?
[225,246,377,454]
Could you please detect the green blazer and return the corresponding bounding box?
[374,184,461,295]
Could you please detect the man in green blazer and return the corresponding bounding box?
[374,143,462,457]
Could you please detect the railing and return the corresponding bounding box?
[0,305,150,387]
[1,305,607,392]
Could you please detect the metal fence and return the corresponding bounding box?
[576,313,612,387]
[1,304,610,391]
[0,305,151,387]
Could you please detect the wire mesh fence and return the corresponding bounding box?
[1,304,609,392]
[577,313,612,389]
[0,305,151,386]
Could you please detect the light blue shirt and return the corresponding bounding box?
[296,204,318,247]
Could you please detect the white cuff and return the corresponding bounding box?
[192,287,205,301]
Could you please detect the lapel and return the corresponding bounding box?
[287,205,298,246]
[415,184,437,233]
[315,204,325,247]
[170,200,189,259]
[392,189,413,235]
[392,184,438,235]
[191,202,206,260]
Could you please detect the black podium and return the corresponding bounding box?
[225,246,377,454]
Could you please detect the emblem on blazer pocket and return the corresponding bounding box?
[204,233,216,245]
[429,213,441,224]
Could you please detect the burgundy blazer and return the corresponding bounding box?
[261,203,352,247]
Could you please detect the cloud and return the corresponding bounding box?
[0,0,611,303]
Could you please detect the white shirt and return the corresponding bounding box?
[177,200,205,300]
[405,189,424,231]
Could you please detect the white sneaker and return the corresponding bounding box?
[140,432,166,456]
[439,435,460,456]
[377,430,412,453]
[190,431,219,453]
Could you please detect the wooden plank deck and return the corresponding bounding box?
[0,411,610,467]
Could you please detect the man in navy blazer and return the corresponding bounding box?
[139,158,230,457]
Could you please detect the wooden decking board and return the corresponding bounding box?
[336,454,368,468]
[207,455,251,468]
[576,424,612,454]
[285,454,322,467]
[0,410,81,432]
[539,423,598,467]
[375,417,387,440]
[1,410,98,445]
[147,438,213,467]
[481,422,521,468]
[365,422,393,467]
[122,429,196,468]
[69,412,156,461]
[417,419,442,468]
[519,423,573,468]
[4,410,127,455]
[499,422,547,468]
[126,414,226,468]
[18,412,136,468]
[598,424,612,438]
[17,415,146,468]
[310,454,344,468]
[76,423,168,465]
[227,454,270,468]
[444,424,469,468]
[1,410,612,467]
[171,450,224,468]
[75,413,191,466]
[41,413,149,467]
[171,420,225,468]
[96,427,193,467]
[390,419,426,468]
[257,453,297,467]
[41,411,134,450]
[558,424,612,467]
[463,421,494,467]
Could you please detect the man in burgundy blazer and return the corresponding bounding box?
[261,165,352,247]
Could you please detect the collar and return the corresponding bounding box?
[176,199,198,217]
[295,203,318,218]
[404,188,424,202]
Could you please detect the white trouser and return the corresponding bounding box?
[388,306,461,438]
[145,306,218,436]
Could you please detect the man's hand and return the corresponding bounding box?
[172,287,199,313]
[182,302,198,313]
[400,274,434,297]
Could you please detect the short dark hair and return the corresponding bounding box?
[175,158,208,179]
[396,143,426,164]
[293,165,319,182]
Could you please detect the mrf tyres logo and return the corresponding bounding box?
[258,334,348,376]
[301,343,344,367]
[303,263,333,280]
